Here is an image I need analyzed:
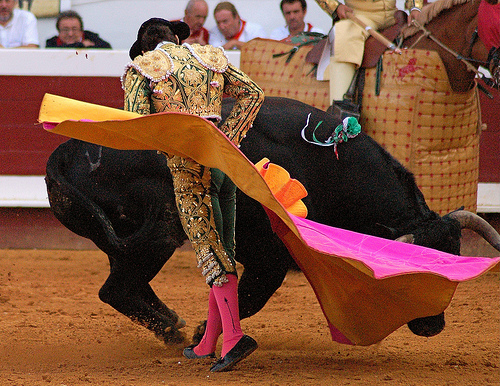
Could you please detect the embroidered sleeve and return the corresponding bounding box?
[127,49,174,83]
[123,68,152,116]
[220,64,264,146]
[187,43,229,73]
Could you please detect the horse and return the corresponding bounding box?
[356,0,499,216]
[400,0,499,93]
[246,0,499,112]
[241,1,499,218]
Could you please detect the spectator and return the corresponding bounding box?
[45,10,111,49]
[209,1,267,50]
[270,0,325,42]
[0,0,39,48]
[181,0,210,45]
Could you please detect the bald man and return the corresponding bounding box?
[182,0,210,45]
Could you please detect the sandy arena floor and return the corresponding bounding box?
[0,243,498,385]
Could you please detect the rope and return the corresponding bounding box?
[375,58,383,96]
[409,20,482,78]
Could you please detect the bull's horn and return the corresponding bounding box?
[396,234,415,244]
[446,210,500,252]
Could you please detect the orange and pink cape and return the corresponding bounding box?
[39,94,499,346]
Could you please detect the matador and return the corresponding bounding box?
[122,18,264,372]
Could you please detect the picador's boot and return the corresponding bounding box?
[328,99,361,122]
[327,61,360,121]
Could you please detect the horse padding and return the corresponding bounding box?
[361,49,479,215]
[241,40,479,215]
[240,38,330,111]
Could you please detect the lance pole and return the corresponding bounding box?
[346,12,402,54]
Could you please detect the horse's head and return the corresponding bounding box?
[403,0,499,92]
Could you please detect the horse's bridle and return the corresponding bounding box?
[467,28,500,90]
[409,20,500,90]
[487,46,500,88]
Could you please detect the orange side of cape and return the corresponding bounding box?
[38,94,498,346]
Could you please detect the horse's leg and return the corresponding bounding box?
[98,250,186,344]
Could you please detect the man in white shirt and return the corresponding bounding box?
[0,0,39,48]
[270,0,325,41]
[209,1,267,50]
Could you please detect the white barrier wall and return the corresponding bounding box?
[0,48,240,76]
[0,48,240,208]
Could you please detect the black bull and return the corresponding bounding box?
[45,97,500,344]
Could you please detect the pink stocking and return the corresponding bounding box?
[193,287,222,356]
[212,274,244,357]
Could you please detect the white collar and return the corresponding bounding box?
[155,41,175,50]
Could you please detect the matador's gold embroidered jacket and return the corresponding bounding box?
[122,42,264,146]
[122,42,264,286]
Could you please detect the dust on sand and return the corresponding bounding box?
[0,244,498,385]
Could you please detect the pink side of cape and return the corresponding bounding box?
[290,215,499,281]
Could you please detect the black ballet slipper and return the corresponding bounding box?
[209,335,257,372]
[183,345,216,359]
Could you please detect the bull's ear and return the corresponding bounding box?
[375,223,398,239]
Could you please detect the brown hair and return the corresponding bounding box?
[140,23,177,52]
[214,2,239,17]
[280,0,307,12]
[56,10,84,31]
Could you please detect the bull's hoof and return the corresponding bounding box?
[155,327,188,345]
[175,316,187,329]
[407,312,445,337]
[192,320,207,345]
